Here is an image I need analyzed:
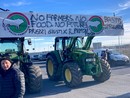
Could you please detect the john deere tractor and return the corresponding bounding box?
[46,36,111,87]
[0,37,42,93]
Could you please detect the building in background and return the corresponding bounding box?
[93,42,102,49]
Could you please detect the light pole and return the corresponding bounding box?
[113,12,121,51]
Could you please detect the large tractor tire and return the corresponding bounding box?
[62,62,82,87]
[26,65,42,93]
[92,60,111,82]
[46,55,61,81]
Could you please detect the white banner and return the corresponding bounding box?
[0,12,124,37]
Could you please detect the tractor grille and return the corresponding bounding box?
[84,53,96,64]
[85,53,95,58]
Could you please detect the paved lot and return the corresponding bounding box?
[25,62,130,98]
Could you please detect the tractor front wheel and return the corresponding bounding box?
[92,60,111,82]
[26,65,42,93]
[63,62,82,87]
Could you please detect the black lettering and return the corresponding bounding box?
[74,28,88,34]
[46,14,52,21]
[63,29,67,34]
[29,29,34,33]
[75,16,80,21]
[55,22,65,27]
[39,15,45,21]
[46,21,53,27]
[29,29,46,34]
[31,14,38,21]
[41,22,46,27]
[31,21,36,27]
[36,22,42,28]
[80,16,87,21]
[67,22,73,27]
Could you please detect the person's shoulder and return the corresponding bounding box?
[11,67,25,83]
[11,67,24,75]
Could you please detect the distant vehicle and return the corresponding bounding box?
[38,52,48,61]
[94,48,129,66]
[31,54,39,60]
[38,54,46,61]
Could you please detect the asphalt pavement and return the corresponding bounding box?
[25,61,130,98]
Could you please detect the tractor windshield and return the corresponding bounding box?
[65,37,83,49]
[74,38,83,49]
[0,39,21,53]
[55,37,83,51]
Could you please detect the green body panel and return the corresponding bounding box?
[9,53,19,60]
[49,45,102,75]
[48,48,102,76]
[69,49,102,75]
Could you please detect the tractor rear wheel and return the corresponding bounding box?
[46,55,61,81]
[92,60,111,82]
[63,62,82,87]
[26,65,42,93]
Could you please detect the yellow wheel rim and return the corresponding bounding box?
[65,69,72,82]
[48,60,54,76]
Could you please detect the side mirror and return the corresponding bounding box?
[28,38,32,45]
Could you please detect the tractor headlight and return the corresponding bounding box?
[86,58,95,62]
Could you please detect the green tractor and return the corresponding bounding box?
[0,37,42,93]
[46,36,111,87]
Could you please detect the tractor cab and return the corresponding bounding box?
[55,37,83,51]
[54,37,96,63]
[54,37,84,61]
[0,38,24,62]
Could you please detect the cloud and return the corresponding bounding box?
[3,1,31,7]
[115,0,130,13]
[119,0,130,9]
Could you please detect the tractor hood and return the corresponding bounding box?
[72,49,96,62]
[73,50,94,55]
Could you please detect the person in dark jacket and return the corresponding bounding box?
[101,50,107,60]
[106,49,110,61]
[0,57,25,98]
